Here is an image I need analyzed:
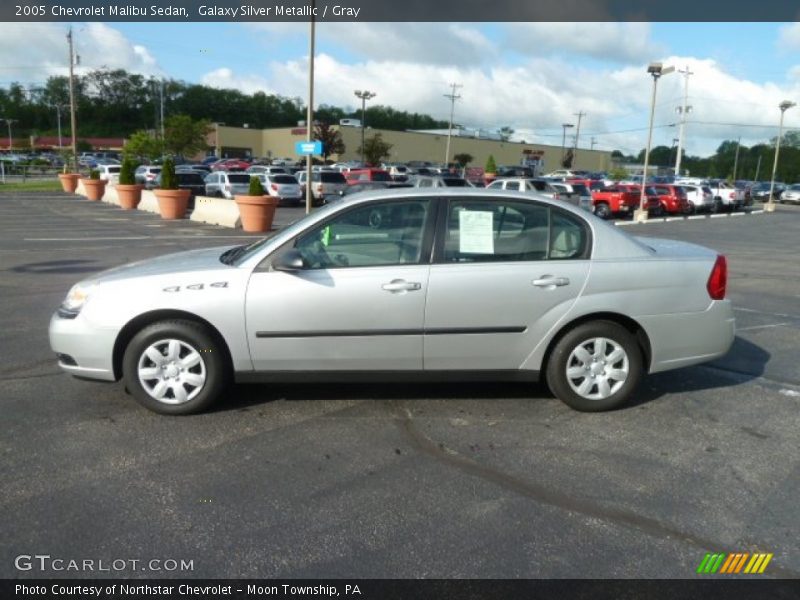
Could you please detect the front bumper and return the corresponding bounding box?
[48,312,118,381]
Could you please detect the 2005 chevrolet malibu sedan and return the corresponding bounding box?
[50,188,735,415]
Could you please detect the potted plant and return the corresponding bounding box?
[153,157,190,219]
[235,176,278,233]
[484,155,498,183]
[117,156,143,210]
[81,169,107,201]
[57,152,80,193]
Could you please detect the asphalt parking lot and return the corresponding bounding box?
[1,192,798,579]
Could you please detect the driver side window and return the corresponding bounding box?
[295,200,431,269]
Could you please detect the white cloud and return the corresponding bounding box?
[199,67,275,96]
[504,23,663,64]
[216,53,800,157]
[0,23,161,84]
[778,23,800,50]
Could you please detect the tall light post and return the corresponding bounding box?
[354,89,376,165]
[305,0,316,214]
[561,123,574,162]
[1,118,18,150]
[766,100,796,213]
[636,62,674,223]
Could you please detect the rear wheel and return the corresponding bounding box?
[594,202,611,220]
[122,320,229,415]
[546,321,643,412]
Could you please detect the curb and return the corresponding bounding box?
[615,209,765,227]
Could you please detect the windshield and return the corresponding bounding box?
[223,203,342,266]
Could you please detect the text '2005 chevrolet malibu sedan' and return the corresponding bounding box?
[49,188,735,415]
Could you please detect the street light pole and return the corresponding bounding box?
[354,89,375,166]
[305,0,316,215]
[766,100,796,213]
[1,118,18,150]
[636,62,674,223]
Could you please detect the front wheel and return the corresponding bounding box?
[122,320,229,415]
[546,321,644,412]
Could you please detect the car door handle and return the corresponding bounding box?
[533,276,570,288]
[382,279,422,292]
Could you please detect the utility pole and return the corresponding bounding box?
[305,0,316,214]
[732,136,741,182]
[572,111,586,169]
[561,123,574,161]
[590,137,597,151]
[444,82,462,166]
[754,154,762,182]
[67,27,78,171]
[160,79,165,142]
[674,65,693,177]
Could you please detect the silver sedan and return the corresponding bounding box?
[50,188,735,414]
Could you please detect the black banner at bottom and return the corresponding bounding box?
[3,579,800,600]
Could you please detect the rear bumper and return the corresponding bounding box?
[48,312,117,381]
[639,300,735,373]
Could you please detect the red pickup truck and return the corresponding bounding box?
[591,185,663,219]
[652,184,692,215]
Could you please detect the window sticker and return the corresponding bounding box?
[459,210,494,254]
[321,225,331,246]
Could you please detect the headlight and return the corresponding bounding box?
[59,283,96,316]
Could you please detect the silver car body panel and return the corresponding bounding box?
[50,188,734,385]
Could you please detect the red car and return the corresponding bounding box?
[211,158,250,172]
[617,184,663,216]
[590,185,647,219]
[652,184,692,215]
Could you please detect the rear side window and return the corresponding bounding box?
[372,171,392,182]
[441,199,590,263]
[320,172,346,183]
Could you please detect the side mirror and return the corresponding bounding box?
[272,248,306,272]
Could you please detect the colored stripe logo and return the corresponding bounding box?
[697,553,773,574]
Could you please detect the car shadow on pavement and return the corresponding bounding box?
[625,336,770,408]
[12,259,105,274]
[215,336,770,413]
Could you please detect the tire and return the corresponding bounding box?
[594,202,611,220]
[711,198,722,213]
[546,320,643,412]
[122,319,229,415]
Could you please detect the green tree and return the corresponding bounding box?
[313,122,345,161]
[163,114,212,158]
[124,130,163,161]
[485,154,498,173]
[358,133,392,166]
[453,153,473,168]
[498,126,514,142]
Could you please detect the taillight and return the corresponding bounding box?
[729,192,735,199]
[553,193,559,200]
[315,184,323,193]
[271,184,278,191]
[707,255,727,300]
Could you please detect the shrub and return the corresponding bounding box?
[485,154,497,173]
[89,169,100,180]
[160,157,177,190]
[119,157,136,185]
[248,176,265,196]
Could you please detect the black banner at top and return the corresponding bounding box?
[4,0,800,22]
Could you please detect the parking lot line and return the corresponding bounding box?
[737,322,791,331]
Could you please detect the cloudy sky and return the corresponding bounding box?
[2,21,800,156]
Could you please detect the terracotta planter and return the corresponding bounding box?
[81,178,107,201]
[154,188,191,220]
[116,184,143,210]
[235,195,278,232]
[58,173,80,193]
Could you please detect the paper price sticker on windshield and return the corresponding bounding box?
[459,210,494,254]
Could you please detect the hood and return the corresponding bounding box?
[87,245,238,285]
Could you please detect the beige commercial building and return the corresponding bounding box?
[208,123,613,173]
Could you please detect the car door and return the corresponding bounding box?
[423,197,591,371]
[245,197,436,371]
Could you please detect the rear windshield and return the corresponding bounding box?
[272,175,298,184]
[228,174,251,183]
[443,178,468,187]
[107,166,121,173]
[570,183,589,194]
[320,172,346,183]
[371,171,392,181]
[178,173,205,184]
